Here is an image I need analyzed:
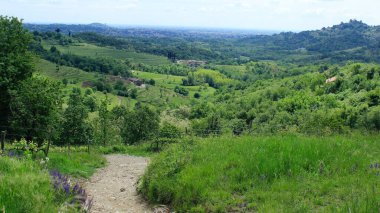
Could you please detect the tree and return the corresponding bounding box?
[98,97,110,146]
[9,76,63,145]
[130,88,138,99]
[62,78,68,86]
[83,95,97,112]
[194,93,201,99]
[0,16,34,129]
[363,106,380,131]
[152,122,182,151]
[192,113,222,136]
[123,105,160,144]
[60,88,91,147]
[148,79,156,86]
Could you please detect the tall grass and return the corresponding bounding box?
[140,135,380,212]
[0,157,57,212]
[48,152,106,178]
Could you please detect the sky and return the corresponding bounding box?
[0,0,379,31]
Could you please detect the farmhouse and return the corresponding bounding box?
[177,60,207,67]
[127,78,143,86]
[326,76,337,83]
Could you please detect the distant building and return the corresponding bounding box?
[127,78,143,86]
[326,76,337,83]
[177,60,207,67]
[82,81,94,88]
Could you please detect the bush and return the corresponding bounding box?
[229,119,246,135]
[151,123,182,151]
[363,106,380,131]
[174,86,189,96]
[192,113,222,136]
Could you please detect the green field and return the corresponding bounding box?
[215,65,247,78]
[141,135,380,212]
[195,69,238,85]
[134,70,216,98]
[36,59,129,107]
[42,41,171,65]
[36,59,97,82]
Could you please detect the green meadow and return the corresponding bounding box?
[141,135,380,212]
[42,41,171,65]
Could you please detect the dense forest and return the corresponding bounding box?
[1,16,379,212]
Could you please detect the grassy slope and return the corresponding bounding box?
[0,157,57,212]
[134,70,216,98]
[37,57,218,110]
[0,150,107,212]
[36,59,134,107]
[42,41,170,66]
[141,135,380,212]
[195,69,238,85]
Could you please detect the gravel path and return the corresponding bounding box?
[85,155,152,213]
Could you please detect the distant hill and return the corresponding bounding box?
[24,23,270,39]
[243,20,380,52]
[25,20,380,63]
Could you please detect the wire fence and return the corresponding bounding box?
[0,123,250,153]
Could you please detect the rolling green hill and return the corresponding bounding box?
[42,40,171,66]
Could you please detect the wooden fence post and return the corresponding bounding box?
[1,130,6,151]
[87,138,91,154]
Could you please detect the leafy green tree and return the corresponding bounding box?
[159,122,182,139]
[363,106,380,131]
[60,88,91,147]
[9,76,62,145]
[83,95,97,112]
[130,88,138,99]
[0,16,34,128]
[192,113,222,136]
[174,86,189,96]
[123,105,160,144]
[194,93,201,99]
[98,97,110,146]
[62,78,68,86]
[148,79,156,86]
[190,102,215,119]
[230,119,246,135]
[151,122,182,151]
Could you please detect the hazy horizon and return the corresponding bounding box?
[1,0,380,31]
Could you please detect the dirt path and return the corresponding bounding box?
[85,155,152,213]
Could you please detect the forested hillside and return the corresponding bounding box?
[26,19,380,64]
[1,16,379,212]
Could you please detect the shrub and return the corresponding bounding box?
[151,123,182,151]
[363,106,380,131]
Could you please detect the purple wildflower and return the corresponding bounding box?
[63,183,70,195]
[73,183,79,193]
